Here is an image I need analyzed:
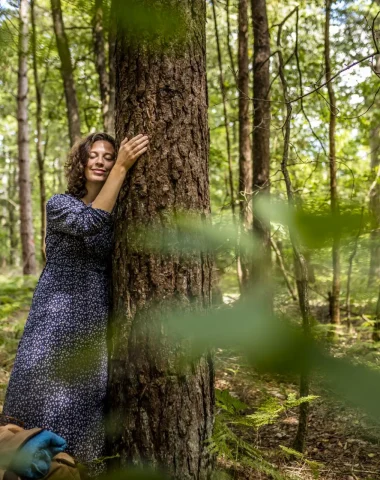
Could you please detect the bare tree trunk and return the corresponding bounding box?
[325,0,340,325]
[368,121,380,287]
[18,0,37,275]
[226,0,237,85]
[238,0,252,291]
[50,0,81,146]
[277,9,311,453]
[107,1,214,478]
[31,0,47,265]
[212,0,235,219]
[251,0,271,287]
[92,0,112,133]
[7,155,18,267]
[346,209,363,332]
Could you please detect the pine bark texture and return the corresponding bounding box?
[251,0,271,284]
[18,0,36,275]
[325,0,340,324]
[108,1,214,478]
[50,0,81,146]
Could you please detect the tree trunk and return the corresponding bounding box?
[18,0,36,275]
[108,0,116,136]
[251,0,271,287]
[238,0,252,291]
[31,0,47,265]
[92,0,112,133]
[368,121,380,287]
[7,155,18,267]
[107,1,214,478]
[325,0,340,325]
[50,0,81,146]
[277,16,311,452]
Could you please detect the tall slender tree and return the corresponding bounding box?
[238,0,252,290]
[251,0,271,289]
[108,0,214,478]
[31,0,47,263]
[50,0,81,146]
[18,0,36,275]
[325,0,340,325]
[92,0,112,133]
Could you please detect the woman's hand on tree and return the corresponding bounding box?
[116,134,149,172]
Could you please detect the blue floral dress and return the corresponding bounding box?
[2,193,114,467]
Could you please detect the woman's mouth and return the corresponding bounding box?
[93,169,106,175]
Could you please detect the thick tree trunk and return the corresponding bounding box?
[50,0,81,146]
[238,0,252,291]
[7,156,18,267]
[107,1,214,478]
[18,0,36,275]
[31,0,47,264]
[92,0,112,133]
[251,0,271,286]
[325,0,340,325]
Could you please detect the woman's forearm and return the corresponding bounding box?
[91,162,127,212]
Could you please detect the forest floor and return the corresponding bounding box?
[1,275,380,480]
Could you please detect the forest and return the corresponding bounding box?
[1,0,380,479]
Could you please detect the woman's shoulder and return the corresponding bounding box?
[46,193,81,210]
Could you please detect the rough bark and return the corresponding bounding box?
[325,0,340,325]
[251,0,271,286]
[107,1,214,478]
[238,0,252,290]
[92,0,112,133]
[31,0,47,264]
[18,0,37,275]
[50,0,81,146]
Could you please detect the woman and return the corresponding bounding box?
[2,132,149,470]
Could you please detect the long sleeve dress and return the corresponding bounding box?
[2,193,114,468]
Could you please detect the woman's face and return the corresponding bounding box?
[84,140,116,183]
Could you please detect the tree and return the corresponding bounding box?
[51,0,81,146]
[18,0,36,275]
[325,0,340,325]
[92,0,112,133]
[107,1,215,478]
[251,0,271,289]
[238,0,252,290]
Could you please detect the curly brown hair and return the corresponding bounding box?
[64,132,117,199]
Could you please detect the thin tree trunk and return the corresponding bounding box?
[270,237,297,301]
[108,0,116,136]
[277,10,311,453]
[212,0,235,219]
[92,0,112,133]
[368,120,380,287]
[7,155,18,267]
[18,0,37,275]
[373,286,380,342]
[251,0,271,287]
[31,0,47,264]
[238,0,252,291]
[346,208,363,332]
[50,0,81,146]
[226,0,238,85]
[325,0,340,325]
[108,1,214,477]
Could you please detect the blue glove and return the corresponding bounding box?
[10,430,67,479]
